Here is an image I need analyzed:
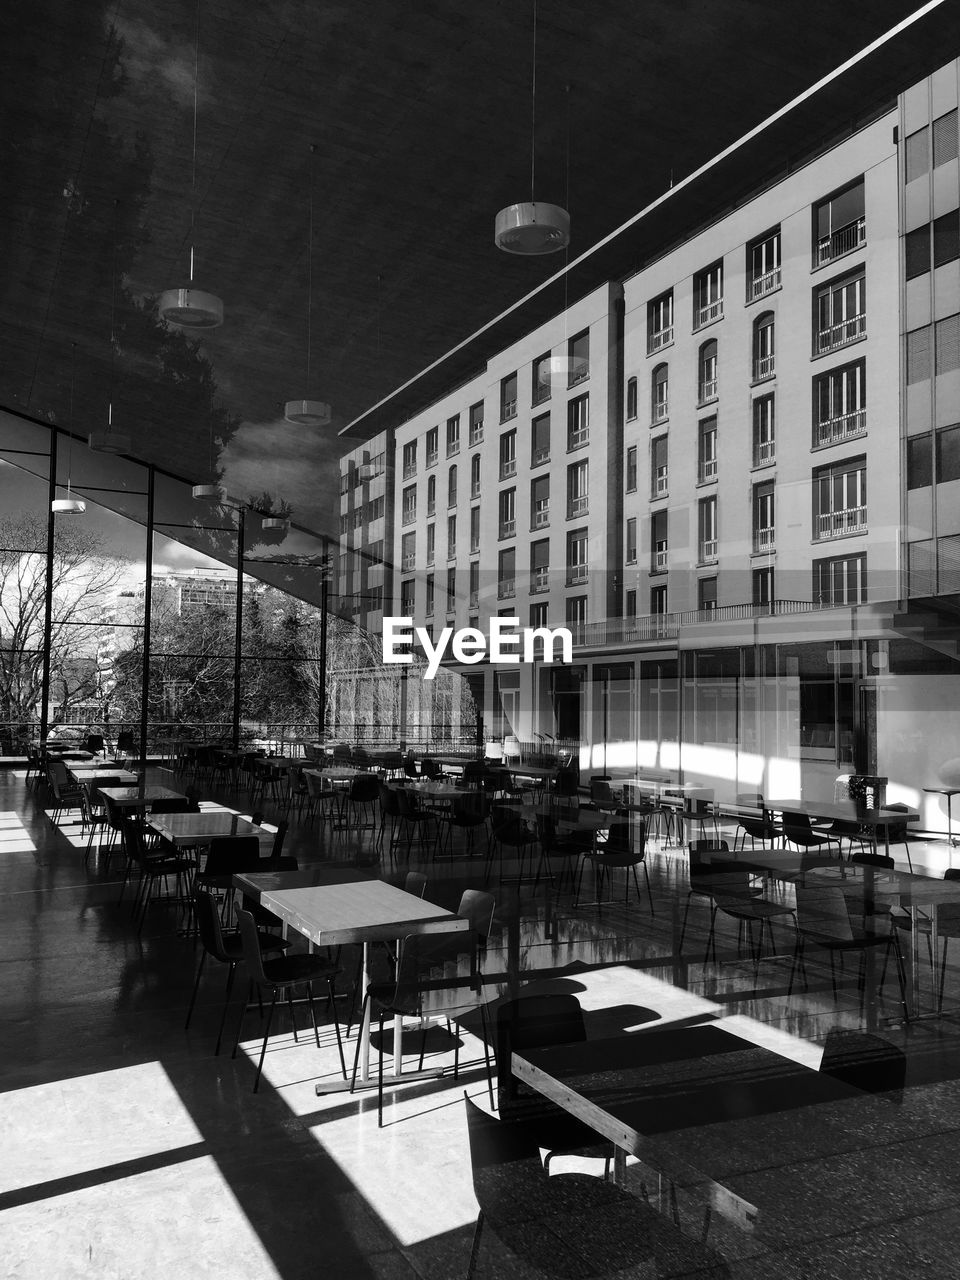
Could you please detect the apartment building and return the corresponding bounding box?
[337,433,393,631]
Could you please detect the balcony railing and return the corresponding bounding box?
[654,467,668,496]
[754,438,775,466]
[500,458,516,479]
[817,216,866,265]
[816,408,866,446]
[446,440,460,457]
[698,378,717,403]
[695,299,723,328]
[565,598,826,651]
[401,506,416,525]
[753,354,775,380]
[648,325,673,353]
[568,362,589,386]
[401,553,415,571]
[425,450,438,468]
[468,424,484,446]
[699,457,718,482]
[754,527,775,552]
[501,399,517,421]
[498,519,516,539]
[566,565,588,585]
[402,462,417,479]
[652,399,669,424]
[817,313,866,353]
[531,567,550,593]
[653,544,668,571]
[817,506,867,539]
[498,578,516,599]
[532,446,550,466]
[750,266,781,299]
[699,538,718,562]
[568,427,589,450]
[567,495,588,518]
[532,505,550,528]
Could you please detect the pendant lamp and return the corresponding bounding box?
[284,145,331,426]
[495,0,569,255]
[191,483,222,500]
[261,516,289,532]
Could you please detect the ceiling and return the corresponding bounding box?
[3,0,960,540]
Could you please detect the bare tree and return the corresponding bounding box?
[0,515,124,746]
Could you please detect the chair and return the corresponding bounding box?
[818,1029,906,1102]
[85,733,106,755]
[495,994,615,1175]
[377,783,403,863]
[284,766,308,817]
[404,870,428,898]
[46,760,84,824]
[231,909,345,1093]
[121,817,194,933]
[115,730,136,756]
[463,1095,730,1280]
[589,777,619,812]
[781,810,841,857]
[734,813,779,853]
[185,887,291,1054]
[575,819,654,913]
[437,790,491,858]
[351,932,494,1125]
[678,839,747,952]
[343,772,380,831]
[417,889,496,980]
[402,751,420,779]
[551,766,580,803]
[486,811,539,884]
[420,756,441,780]
[705,867,796,965]
[195,835,263,894]
[535,813,593,894]
[304,770,340,826]
[395,786,438,858]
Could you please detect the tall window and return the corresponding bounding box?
[468,401,484,445]
[531,474,550,528]
[500,371,518,421]
[748,229,781,299]
[814,359,865,446]
[625,517,637,564]
[532,352,552,406]
[698,416,717,483]
[425,573,435,616]
[753,481,775,552]
[815,178,865,265]
[651,363,669,422]
[530,539,550,593]
[907,433,933,490]
[499,428,517,479]
[816,270,865,354]
[469,561,480,608]
[401,484,416,524]
[470,452,481,498]
[567,460,588,518]
[905,126,929,184]
[694,261,723,328]
[446,567,457,613]
[625,445,638,492]
[531,413,550,466]
[566,528,588,584]
[498,488,516,539]
[698,495,718,562]
[469,505,481,553]
[426,522,436,565]
[933,108,959,168]
[752,566,774,607]
[697,577,718,612]
[906,224,931,281]
[626,376,638,421]
[425,426,438,467]
[753,394,775,465]
[647,290,673,353]
[497,548,516,598]
[813,553,866,604]
[530,601,548,628]
[752,312,775,381]
[401,531,415,571]
[651,435,668,497]
[650,584,668,615]
[814,456,866,539]
[447,513,457,558]
[651,509,668,572]
[402,440,417,478]
[567,394,589,449]
[400,579,415,615]
[567,330,590,385]
[698,340,718,403]
[447,464,458,507]
[625,589,637,617]
[446,414,460,456]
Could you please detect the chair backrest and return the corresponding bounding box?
[495,994,586,1107]
[687,839,735,891]
[463,1093,546,1212]
[795,884,856,942]
[270,820,288,859]
[590,778,614,803]
[202,836,263,877]
[710,867,756,908]
[553,767,579,797]
[851,852,895,870]
[379,783,401,817]
[403,752,420,778]
[120,816,149,868]
[86,734,105,755]
[420,757,441,779]
[149,797,193,814]
[462,760,485,787]
[453,791,489,821]
[194,886,230,962]
[404,870,428,897]
[492,815,531,849]
[603,819,645,862]
[457,889,495,939]
[116,731,135,753]
[781,811,813,832]
[236,908,271,984]
[349,773,381,801]
[945,869,960,881]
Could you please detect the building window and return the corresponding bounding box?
[748,228,781,300]
[815,269,865,353]
[500,371,518,422]
[567,394,589,449]
[447,464,458,508]
[697,577,718,612]
[368,539,384,565]
[530,601,548,628]
[468,401,484,445]
[626,445,638,493]
[814,456,866,539]
[698,416,718,483]
[400,579,415,614]
[625,517,637,564]
[566,595,587,628]
[753,481,775,552]
[693,260,723,328]
[530,538,550,594]
[814,358,865,446]
[402,440,417,479]
[650,584,668,615]
[531,413,550,466]
[470,453,481,498]
[445,415,460,457]
[425,427,438,467]
[367,495,385,521]
[401,484,416,524]
[498,488,516,539]
[497,548,516,599]
[447,514,457,558]
[907,324,933,384]
[470,505,481,553]
[651,509,668,573]
[752,565,774,607]
[647,290,674,353]
[446,567,457,614]
[937,313,960,375]
[813,553,866,604]
[651,435,668,497]
[907,433,932,490]
[499,428,517,479]
[532,352,552,405]
[698,340,718,403]
[425,573,435,616]
[815,178,865,265]
[753,394,775,466]
[698,495,718,562]
[401,531,416,571]
[469,561,480,608]
[752,311,775,381]
[651,363,669,423]
[906,224,931,281]
[426,474,436,517]
[625,589,637,617]
[937,423,960,483]
[566,528,588,585]
[567,330,590,385]
[905,125,929,183]
[626,376,638,421]
[426,522,436,565]
[531,474,550,529]
[933,108,959,168]
[567,460,589,519]
[935,212,960,269]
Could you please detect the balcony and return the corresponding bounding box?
[498,519,516,539]
[568,427,589,450]
[817,217,866,266]
[647,325,673,354]
[532,446,550,466]
[817,313,866,354]
[698,378,718,404]
[498,578,516,599]
[501,399,517,422]
[531,566,550,593]
[468,424,484,446]
[653,545,668,571]
[566,565,588,585]
[532,505,550,529]
[753,354,775,381]
[500,458,516,479]
[816,507,867,539]
[816,408,866,446]
[699,538,718,562]
[695,299,723,329]
[653,468,668,497]
[754,438,775,466]
[699,457,718,483]
[750,266,781,299]
[567,495,588,519]
[652,400,669,424]
[753,527,775,552]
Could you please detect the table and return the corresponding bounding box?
[234,875,468,1094]
[512,1022,862,1235]
[923,787,960,845]
[770,800,918,857]
[871,869,960,1018]
[98,784,188,811]
[70,767,139,785]
[147,811,273,854]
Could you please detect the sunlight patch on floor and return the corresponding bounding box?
[0,812,36,853]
